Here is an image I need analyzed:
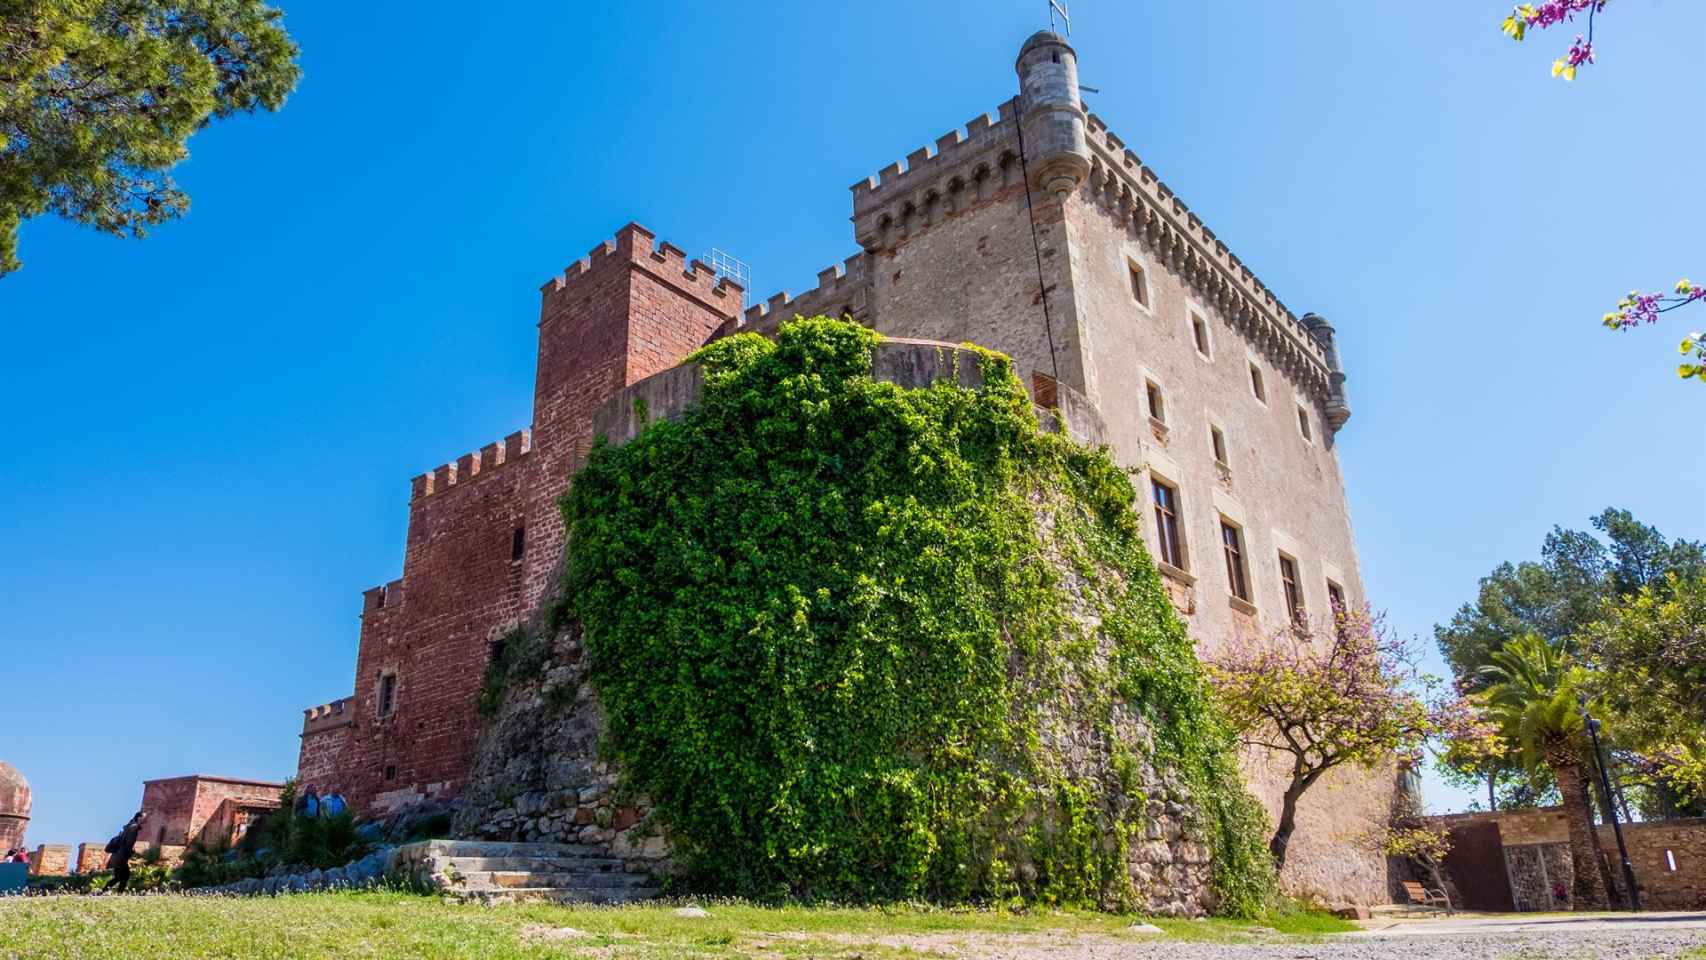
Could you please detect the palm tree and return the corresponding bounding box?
[1478,633,1611,909]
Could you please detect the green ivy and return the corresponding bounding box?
[560,317,1275,913]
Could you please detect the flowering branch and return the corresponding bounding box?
[1603,280,1706,383]
[1501,1,1606,80]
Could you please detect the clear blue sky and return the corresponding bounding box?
[2,1,1701,847]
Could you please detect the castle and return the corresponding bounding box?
[297,31,1389,901]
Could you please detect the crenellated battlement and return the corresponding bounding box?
[850,102,1024,252]
[361,577,404,614]
[1078,113,1338,400]
[538,223,743,319]
[301,697,355,736]
[410,429,532,502]
[724,253,871,339]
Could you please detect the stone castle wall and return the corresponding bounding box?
[136,775,282,852]
[299,31,1382,905]
[1426,808,1706,911]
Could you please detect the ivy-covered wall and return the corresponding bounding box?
[492,318,1266,914]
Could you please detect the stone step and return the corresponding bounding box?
[414,839,614,859]
[435,855,630,873]
[461,885,659,906]
[479,870,653,891]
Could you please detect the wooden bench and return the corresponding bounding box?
[1401,879,1453,915]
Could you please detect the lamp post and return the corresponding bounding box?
[1579,696,1641,912]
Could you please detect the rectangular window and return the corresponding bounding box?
[1279,553,1304,622]
[1191,313,1211,358]
[1129,262,1149,308]
[1249,362,1266,403]
[1145,380,1166,425]
[1326,580,1345,613]
[1221,521,1250,602]
[511,524,526,562]
[1152,479,1184,569]
[1210,425,1228,466]
[1297,405,1313,443]
[378,673,396,717]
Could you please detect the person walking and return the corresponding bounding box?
[103,812,143,894]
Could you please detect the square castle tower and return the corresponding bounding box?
[297,31,1380,901]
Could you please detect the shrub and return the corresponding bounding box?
[561,318,1275,913]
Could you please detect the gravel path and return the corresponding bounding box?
[785,914,1706,959]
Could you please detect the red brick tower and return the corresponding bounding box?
[305,224,740,815]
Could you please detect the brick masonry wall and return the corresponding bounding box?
[136,776,282,851]
[28,844,71,877]
[75,842,108,874]
[314,224,738,817]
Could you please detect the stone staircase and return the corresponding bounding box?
[400,840,660,905]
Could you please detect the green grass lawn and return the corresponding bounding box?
[0,891,1356,959]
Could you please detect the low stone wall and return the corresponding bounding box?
[27,844,70,877]
[592,338,1109,452]
[75,842,108,875]
[1424,808,1706,910]
[193,846,396,897]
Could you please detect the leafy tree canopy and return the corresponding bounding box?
[1436,508,1703,692]
[0,0,301,275]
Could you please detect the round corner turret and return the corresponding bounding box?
[1014,32,1090,200]
[1302,313,1352,432]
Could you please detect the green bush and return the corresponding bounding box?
[560,318,1275,913]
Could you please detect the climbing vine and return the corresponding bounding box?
[561,317,1275,914]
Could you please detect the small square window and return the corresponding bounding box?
[1326,580,1346,613]
[1249,363,1266,403]
[1297,405,1313,443]
[1191,313,1211,358]
[1220,520,1250,602]
[1145,380,1166,425]
[1210,426,1228,466]
[1279,553,1305,623]
[1151,479,1185,570]
[1129,261,1150,309]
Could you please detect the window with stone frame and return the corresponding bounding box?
[1221,520,1250,602]
[1151,478,1185,570]
[1278,552,1305,623]
[1190,311,1212,359]
[378,673,397,718]
[1326,579,1346,614]
[1129,260,1150,309]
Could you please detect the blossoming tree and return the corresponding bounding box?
[1204,610,1434,870]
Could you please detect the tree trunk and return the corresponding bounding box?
[1269,778,1309,871]
[1553,757,1609,910]
[1581,767,1622,907]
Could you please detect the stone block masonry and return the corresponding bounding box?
[297,30,1380,905]
[1427,808,1706,911]
[27,844,71,877]
[75,842,109,875]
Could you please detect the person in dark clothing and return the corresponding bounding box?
[104,813,143,894]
